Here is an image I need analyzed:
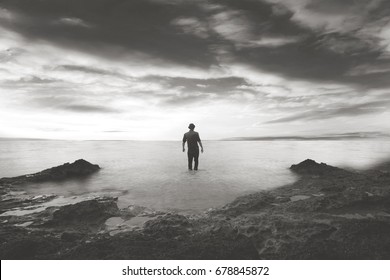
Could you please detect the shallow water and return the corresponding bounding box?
[1,140,389,211]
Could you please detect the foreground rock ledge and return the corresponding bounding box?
[1,159,390,259]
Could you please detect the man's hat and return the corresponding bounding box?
[188,123,195,129]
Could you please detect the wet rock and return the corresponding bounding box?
[273,218,390,260]
[290,159,348,177]
[61,231,86,242]
[185,231,259,259]
[0,226,62,260]
[320,184,347,193]
[143,214,192,239]
[290,195,311,202]
[0,194,57,215]
[211,191,275,217]
[0,159,100,185]
[58,227,259,260]
[46,197,120,231]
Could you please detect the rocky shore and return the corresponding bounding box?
[1,158,390,259]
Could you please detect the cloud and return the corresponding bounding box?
[162,92,215,106]
[2,75,60,85]
[246,36,303,47]
[315,32,380,55]
[56,65,118,76]
[55,17,91,28]
[60,104,119,113]
[347,62,390,76]
[265,0,383,32]
[171,17,210,39]
[142,75,250,95]
[210,10,254,43]
[266,100,390,123]
[1,0,389,87]
[0,0,390,139]
[0,0,219,68]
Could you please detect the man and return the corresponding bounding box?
[182,123,204,170]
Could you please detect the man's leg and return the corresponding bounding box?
[194,149,199,170]
[187,151,193,170]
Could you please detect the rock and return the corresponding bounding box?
[14,221,34,227]
[0,227,62,260]
[211,191,275,217]
[47,197,120,231]
[290,159,347,176]
[0,159,100,185]
[143,214,192,238]
[61,231,86,242]
[290,195,311,202]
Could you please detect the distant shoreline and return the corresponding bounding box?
[1,136,389,142]
[221,136,390,141]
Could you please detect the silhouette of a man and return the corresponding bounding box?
[182,123,203,170]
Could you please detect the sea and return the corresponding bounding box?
[1,140,390,212]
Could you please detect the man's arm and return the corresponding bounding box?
[199,141,204,153]
[182,134,186,152]
[197,133,204,153]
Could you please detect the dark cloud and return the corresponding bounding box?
[20,76,59,84]
[0,0,219,68]
[306,0,374,13]
[2,75,60,85]
[1,0,389,89]
[266,100,390,123]
[214,0,301,37]
[232,31,389,88]
[0,47,26,62]
[24,95,119,114]
[133,75,257,106]
[162,93,212,106]
[142,75,250,94]
[59,104,119,113]
[56,65,117,76]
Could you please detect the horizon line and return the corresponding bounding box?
[1,133,389,142]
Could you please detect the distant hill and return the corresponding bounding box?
[222,132,390,141]
[0,137,47,141]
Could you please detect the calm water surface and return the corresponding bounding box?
[1,140,389,212]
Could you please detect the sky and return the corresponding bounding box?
[0,0,389,140]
